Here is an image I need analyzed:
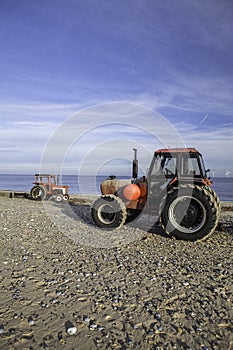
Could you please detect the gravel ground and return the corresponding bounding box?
[0,196,232,350]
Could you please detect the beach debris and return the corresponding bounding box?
[0,324,4,334]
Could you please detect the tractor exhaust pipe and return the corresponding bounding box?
[132,148,138,179]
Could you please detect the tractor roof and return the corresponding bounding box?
[155,148,199,154]
[35,174,56,177]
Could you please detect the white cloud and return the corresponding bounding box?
[0,102,82,119]
[132,74,233,119]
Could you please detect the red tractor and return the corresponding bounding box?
[30,174,69,202]
[92,148,220,241]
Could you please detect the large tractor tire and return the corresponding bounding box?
[161,185,220,241]
[30,185,47,201]
[92,195,127,229]
[208,187,221,209]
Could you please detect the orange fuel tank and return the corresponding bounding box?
[123,184,141,201]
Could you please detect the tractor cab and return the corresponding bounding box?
[33,174,58,195]
[147,148,212,213]
[149,148,210,187]
[149,148,209,178]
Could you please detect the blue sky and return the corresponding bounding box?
[0,0,233,176]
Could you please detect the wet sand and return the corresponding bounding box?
[0,195,232,349]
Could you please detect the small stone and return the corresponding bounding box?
[67,326,77,335]
[28,316,34,326]
[89,323,97,330]
[154,313,161,320]
[65,320,77,335]
[40,301,48,308]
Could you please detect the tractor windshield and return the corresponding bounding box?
[149,154,177,177]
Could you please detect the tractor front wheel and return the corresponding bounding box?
[92,195,127,229]
[161,185,220,241]
[30,185,47,201]
[55,194,63,202]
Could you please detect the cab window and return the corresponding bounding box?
[150,154,177,176]
[181,154,201,176]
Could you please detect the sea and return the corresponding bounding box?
[0,174,232,202]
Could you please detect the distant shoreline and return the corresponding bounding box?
[0,190,232,206]
[0,175,232,201]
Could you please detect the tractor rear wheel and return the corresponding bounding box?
[92,195,127,229]
[30,185,47,201]
[161,185,220,241]
[208,187,221,209]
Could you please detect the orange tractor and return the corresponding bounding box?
[30,174,69,202]
[92,148,220,241]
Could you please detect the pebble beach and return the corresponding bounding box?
[0,194,232,350]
